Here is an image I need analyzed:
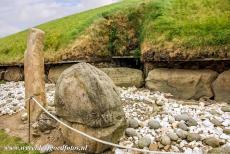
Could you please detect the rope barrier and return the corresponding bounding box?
[27,97,178,154]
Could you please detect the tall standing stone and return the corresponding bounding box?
[24,28,46,122]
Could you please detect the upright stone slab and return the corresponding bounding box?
[55,63,126,153]
[213,70,230,103]
[146,68,218,100]
[24,28,46,122]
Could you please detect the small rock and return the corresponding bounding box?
[166,132,179,141]
[32,122,39,129]
[172,122,178,129]
[164,145,170,151]
[168,116,175,124]
[210,118,222,126]
[6,100,11,104]
[187,133,201,142]
[223,129,230,134]
[176,129,188,139]
[128,118,139,129]
[149,143,158,151]
[17,96,23,100]
[209,109,219,115]
[203,119,213,127]
[32,132,40,138]
[204,137,221,148]
[38,112,57,132]
[171,145,180,152]
[148,120,161,129]
[178,122,189,131]
[157,142,164,149]
[125,128,137,137]
[221,106,230,112]
[175,113,190,121]
[160,135,171,146]
[156,100,164,106]
[138,136,151,149]
[186,118,198,127]
[21,112,28,121]
[208,146,230,154]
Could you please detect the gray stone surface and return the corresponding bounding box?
[186,118,198,126]
[176,129,188,139]
[148,120,161,129]
[221,106,230,112]
[146,69,218,99]
[138,136,151,149]
[204,137,222,148]
[178,122,189,131]
[187,133,201,142]
[166,132,179,141]
[127,118,139,129]
[4,67,23,81]
[125,128,137,137]
[55,63,126,153]
[210,118,222,126]
[175,113,190,121]
[101,67,144,88]
[160,135,171,146]
[208,146,230,154]
[213,70,230,103]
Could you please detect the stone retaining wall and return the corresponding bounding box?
[145,68,230,103]
[1,65,230,103]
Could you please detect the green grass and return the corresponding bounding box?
[0,0,141,64]
[0,80,6,84]
[0,0,229,64]
[141,0,230,59]
[0,130,39,154]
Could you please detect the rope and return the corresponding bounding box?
[29,97,178,154]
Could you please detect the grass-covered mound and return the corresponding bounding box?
[141,0,230,61]
[0,0,229,64]
[0,0,141,64]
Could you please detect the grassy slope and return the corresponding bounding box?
[0,130,39,154]
[0,0,229,64]
[0,0,140,64]
[141,0,230,60]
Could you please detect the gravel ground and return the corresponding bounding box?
[0,82,230,154]
[117,87,230,154]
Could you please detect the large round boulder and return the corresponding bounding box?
[55,63,126,153]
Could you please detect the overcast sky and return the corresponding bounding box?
[0,0,119,38]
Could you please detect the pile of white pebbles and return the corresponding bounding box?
[117,87,230,154]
